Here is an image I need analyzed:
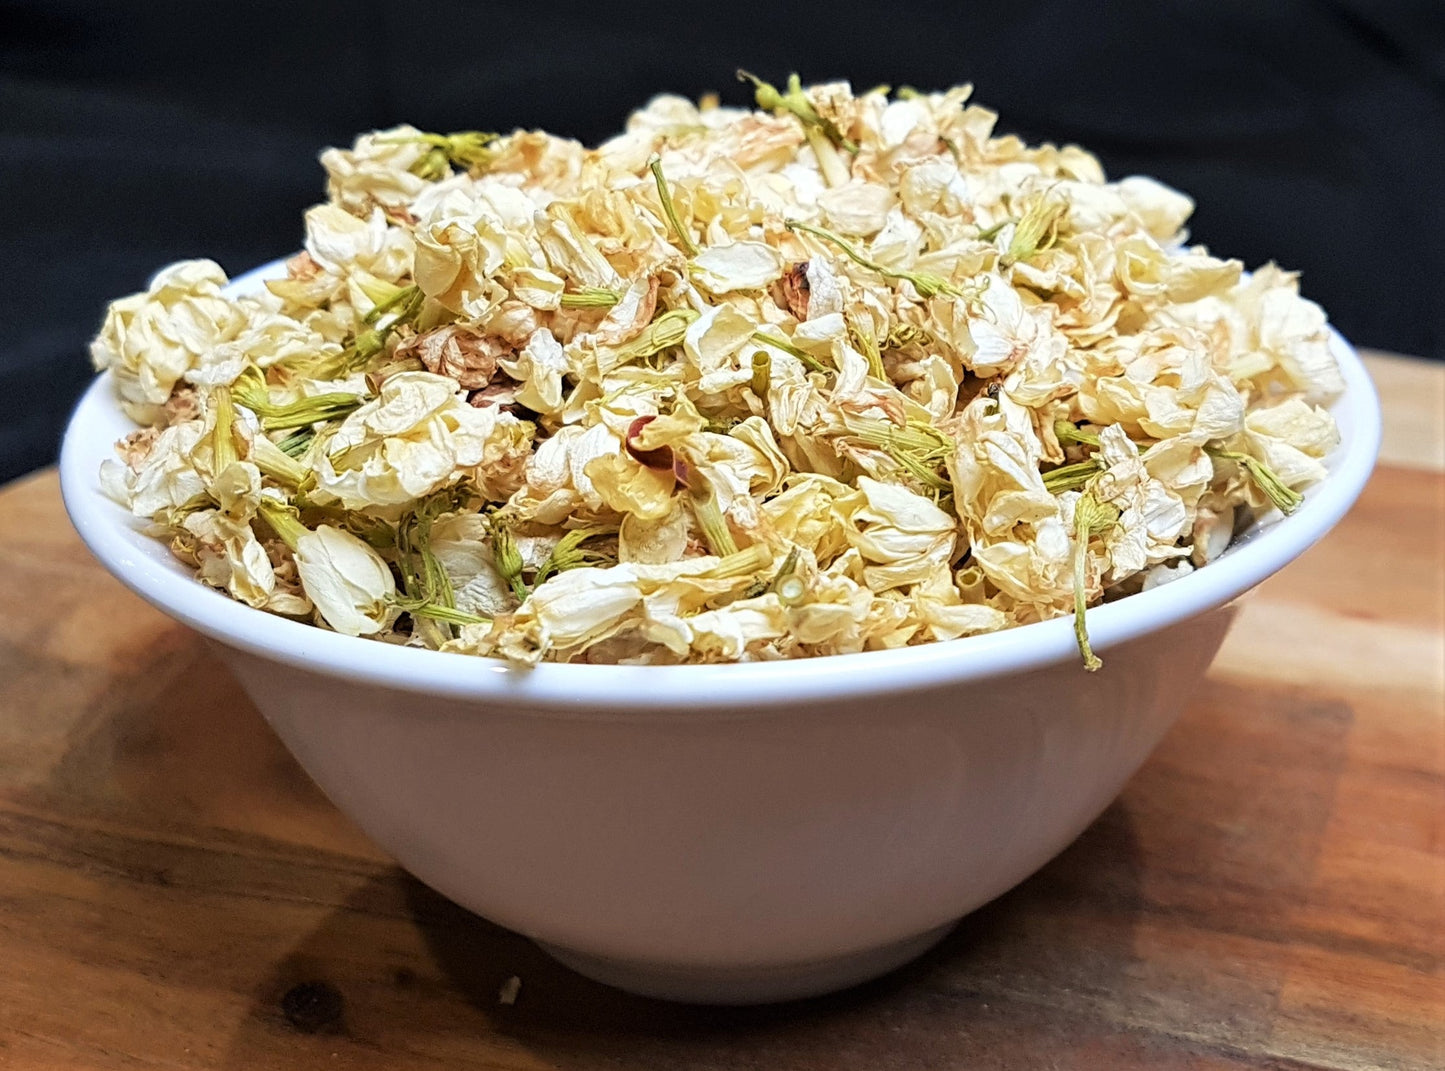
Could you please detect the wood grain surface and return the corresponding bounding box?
[1,353,1441,1071]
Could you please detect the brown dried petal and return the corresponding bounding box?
[286,251,323,281]
[837,390,907,425]
[467,376,540,421]
[396,325,506,389]
[163,385,203,426]
[467,378,518,409]
[780,261,811,320]
[117,426,161,472]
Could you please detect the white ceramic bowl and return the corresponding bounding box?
[61,263,1380,1004]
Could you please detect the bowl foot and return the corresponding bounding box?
[537,920,957,1005]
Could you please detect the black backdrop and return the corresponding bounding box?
[3,0,1443,482]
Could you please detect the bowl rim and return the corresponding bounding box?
[60,260,1382,712]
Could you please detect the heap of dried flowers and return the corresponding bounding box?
[93,74,1343,667]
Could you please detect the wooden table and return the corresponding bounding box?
[2,353,1441,1071]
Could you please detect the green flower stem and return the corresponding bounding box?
[976,217,1016,242]
[750,330,829,374]
[1072,492,1120,672]
[956,564,986,602]
[690,483,739,558]
[257,498,308,553]
[420,131,500,168]
[850,324,888,381]
[246,393,363,433]
[750,351,772,400]
[559,287,622,308]
[383,130,500,172]
[402,504,454,609]
[613,309,701,365]
[389,492,483,638]
[535,527,610,585]
[648,155,699,257]
[210,386,239,471]
[250,435,310,488]
[1001,195,1067,267]
[737,70,858,154]
[844,414,954,490]
[1043,458,1104,494]
[1053,420,1102,448]
[803,126,851,189]
[490,522,529,601]
[363,284,423,328]
[1208,448,1304,514]
[292,285,424,380]
[409,147,449,181]
[893,450,954,491]
[709,543,770,579]
[409,604,491,626]
[785,219,965,299]
[766,546,806,605]
[275,427,315,458]
[845,415,952,458]
[776,574,806,605]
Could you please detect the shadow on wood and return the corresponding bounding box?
[221,807,1159,1070]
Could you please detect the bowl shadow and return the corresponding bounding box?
[224,804,1146,1068]
[417,797,1147,1033]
